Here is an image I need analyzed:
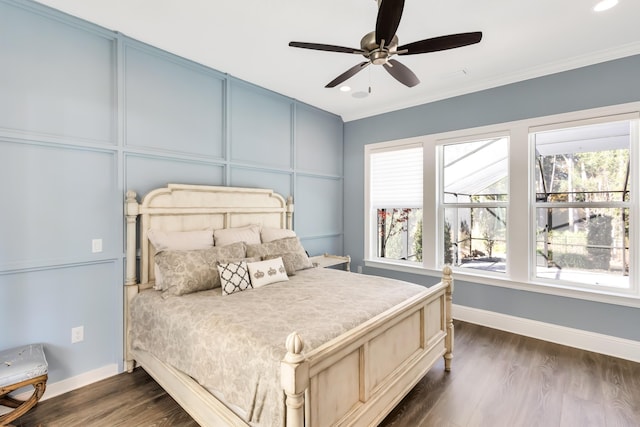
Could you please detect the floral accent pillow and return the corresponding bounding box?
[246,237,312,271]
[147,229,214,289]
[247,257,288,288]
[217,261,252,296]
[155,241,247,297]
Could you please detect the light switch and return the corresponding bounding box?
[92,239,103,253]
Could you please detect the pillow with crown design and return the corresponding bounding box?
[247,257,288,288]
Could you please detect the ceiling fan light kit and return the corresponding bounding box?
[289,0,482,88]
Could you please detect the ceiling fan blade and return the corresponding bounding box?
[375,0,405,47]
[325,62,370,88]
[383,59,420,87]
[398,32,483,55]
[289,41,364,54]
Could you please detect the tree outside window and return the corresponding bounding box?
[377,208,422,261]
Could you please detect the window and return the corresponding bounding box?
[364,104,640,304]
[368,144,423,263]
[440,136,509,273]
[532,119,633,291]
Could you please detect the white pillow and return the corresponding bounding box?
[218,261,252,296]
[148,229,214,251]
[148,229,214,289]
[247,257,289,288]
[260,227,296,243]
[214,224,261,247]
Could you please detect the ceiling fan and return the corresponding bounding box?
[289,0,482,88]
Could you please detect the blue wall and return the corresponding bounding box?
[0,0,343,385]
[344,55,640,341]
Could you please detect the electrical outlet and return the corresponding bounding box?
[91,239,102,253]
[71,326,84,344]
[357,265,363,274]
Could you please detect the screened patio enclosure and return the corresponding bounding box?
[443,117,632,290]
[442,136,509,273]
[533,119,631,288]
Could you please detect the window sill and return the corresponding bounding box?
[364,259,640,309]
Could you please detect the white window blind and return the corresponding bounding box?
[370,146,423,207]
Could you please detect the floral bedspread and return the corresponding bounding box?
[130,267,425,426]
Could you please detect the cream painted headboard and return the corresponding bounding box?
[124,183,293,289]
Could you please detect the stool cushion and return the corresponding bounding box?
[0,344,48,388]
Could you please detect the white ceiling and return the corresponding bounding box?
[34,0,640,122]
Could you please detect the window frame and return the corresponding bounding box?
[529,113,639,297]
[364,138,424,267]
[437,132,511,278]
[363,102,640,308]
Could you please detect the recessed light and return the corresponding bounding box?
[339,85,351,92]
[593,0,618,12]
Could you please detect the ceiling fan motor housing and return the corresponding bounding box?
[361,32,398,64]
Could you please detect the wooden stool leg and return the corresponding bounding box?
[0,376,47,427]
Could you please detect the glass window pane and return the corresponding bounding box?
[443,137,509,203]
[377,208,423,262]
[444,207,507,273]
[535,207,629,288]
[535,121,631,203]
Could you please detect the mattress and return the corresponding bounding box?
[130,267,425,426]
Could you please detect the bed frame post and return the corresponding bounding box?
[281,332,309,427]
[124,190,139,373]
[286,196,294,230]
[442,265,454,372]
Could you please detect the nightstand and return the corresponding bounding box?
[309,253,351,271]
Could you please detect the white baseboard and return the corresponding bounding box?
[453,304,640,363]
[7,363,119,404]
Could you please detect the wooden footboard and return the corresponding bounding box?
[282,266,453,427]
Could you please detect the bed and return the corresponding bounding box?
[124,183,454,427]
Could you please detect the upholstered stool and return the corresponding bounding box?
[0,344,48,426]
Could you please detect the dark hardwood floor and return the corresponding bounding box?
[14,321,640,426]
